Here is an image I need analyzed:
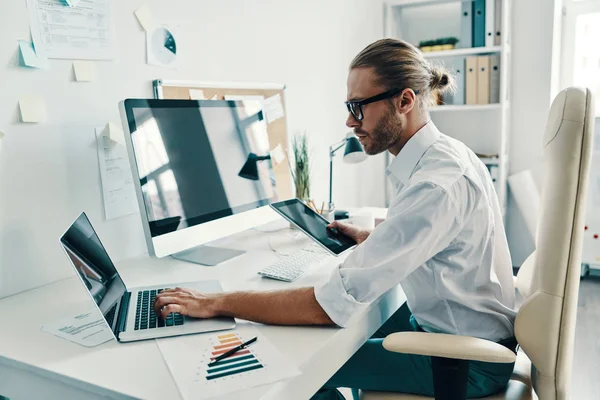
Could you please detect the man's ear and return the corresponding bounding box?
[395,89,416,115]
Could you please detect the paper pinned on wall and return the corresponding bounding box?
[41,310,114,347]
[73,60,98,82]
[189,89,206,100]
[134,4,155,32]
[18,40,49,69]
[26,0,117,60]
[19,95,47,123]
[95,127,139,220]
[101,122,125,145]
[264,94,285,123]
[270,144,286,165]
[0,130,5,153]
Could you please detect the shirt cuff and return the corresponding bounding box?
[314,265,368,328]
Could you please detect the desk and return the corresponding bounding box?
[0,208,404,400]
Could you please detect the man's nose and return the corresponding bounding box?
[346,112,360,129]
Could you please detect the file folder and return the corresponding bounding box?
[485,0,495,47]
[458,2,472,49]
[477,56,490,104]
[447,57,465,105]
[489,54,501,104]
[494,0,503,46]
[472,0,486,48]
[465,56,478,105]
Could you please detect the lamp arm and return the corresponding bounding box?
[329,139,346,208]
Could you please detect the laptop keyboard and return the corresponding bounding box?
[134,288,185,330]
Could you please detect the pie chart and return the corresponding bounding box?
[147,26,177,67]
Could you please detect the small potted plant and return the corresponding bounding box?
[290,131,311,202]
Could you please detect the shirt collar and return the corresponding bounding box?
[386,120,441,185]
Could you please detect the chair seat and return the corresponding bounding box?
[360,349,535,400]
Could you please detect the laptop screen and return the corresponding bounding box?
[60,213,127,327]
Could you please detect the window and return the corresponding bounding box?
[561,0,600,116]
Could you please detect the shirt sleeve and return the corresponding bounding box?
[314,180,472,327]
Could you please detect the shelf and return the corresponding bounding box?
[430,104,502,112]
[387,0,469,8]
[421,46,502,58]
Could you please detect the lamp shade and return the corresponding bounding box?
[238,153,259,180]
[343,136,368,164]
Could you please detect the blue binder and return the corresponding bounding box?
[472,0,486,48]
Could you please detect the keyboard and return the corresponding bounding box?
[134,288,184,330]
[258,247,329,282]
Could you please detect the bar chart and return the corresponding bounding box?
[205,332,264,381]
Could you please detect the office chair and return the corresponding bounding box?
[360,86,595,400]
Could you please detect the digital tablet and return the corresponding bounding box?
[270,198,357,256]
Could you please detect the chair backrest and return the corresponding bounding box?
[514,87,595,400]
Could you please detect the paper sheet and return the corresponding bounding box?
[95,127,139,220]
[146,26,178,68]
[26,0,117,60]
[269,144,286,164]
[41,310,114,347]
[65,0,81,6]
[19,96,47,123]
[189,89,206,100]
[18,40,49,69]
[156,324,300,400]
[264,94,285,123]
[73,60,98,82]
[134,4,155,31]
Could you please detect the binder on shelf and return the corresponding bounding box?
[485,0,495,48]
[472,0,486,48]
[465,56,478,105]
[489,54,501,104]
[476,56,490,105]
[446,56,465,105]
[458,2,472,49]
[494,0,503,46]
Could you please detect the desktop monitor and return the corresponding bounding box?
[119,99,280,265]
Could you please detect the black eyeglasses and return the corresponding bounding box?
[345,88,419,121]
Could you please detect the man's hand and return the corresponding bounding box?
[154,287,221,320]
[328,220,371,244]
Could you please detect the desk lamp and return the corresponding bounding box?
[238,153,271,180]
[329,132,367,219]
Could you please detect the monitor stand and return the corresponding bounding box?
[170,245,246,266]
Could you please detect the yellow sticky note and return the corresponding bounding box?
[134,5,155,31]
[73,60,98,82]
[102,122,125,145]
[19,96,47,123]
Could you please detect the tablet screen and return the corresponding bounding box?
[270,199,356,255]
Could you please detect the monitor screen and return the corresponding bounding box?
[60,213,126,327]
[123,99,277,238]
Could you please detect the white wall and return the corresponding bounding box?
[0,0,386,299]
[506,0,563,265]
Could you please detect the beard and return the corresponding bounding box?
[357,106,403,155]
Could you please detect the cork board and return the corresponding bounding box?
[153,80,293,200]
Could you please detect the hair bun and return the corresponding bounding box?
[429,65,454,94]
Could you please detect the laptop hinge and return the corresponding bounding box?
[115,291,131,339]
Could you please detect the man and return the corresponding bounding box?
[154,38,517,399]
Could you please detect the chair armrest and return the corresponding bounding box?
[382,332,516,363]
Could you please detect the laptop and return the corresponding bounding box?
[59,212,236,342]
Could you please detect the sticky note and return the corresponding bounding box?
[102,122,125,145]
[269,144,286,165]
[210,95,218,100]
[189,89,206,100]
[19,96,47,123]
[73,60,98,82]
[264,94,285,123]
[18,40,49,69]
[135,5,155,31]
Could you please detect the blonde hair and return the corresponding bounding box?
[350,38,456,109]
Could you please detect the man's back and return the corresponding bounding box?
[398,129,517,341]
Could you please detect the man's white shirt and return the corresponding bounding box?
[315,121,517,342]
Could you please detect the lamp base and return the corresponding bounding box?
[334,210,350,220]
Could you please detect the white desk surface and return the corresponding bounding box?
[0,208,404,400]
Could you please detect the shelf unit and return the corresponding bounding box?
[383,0,512,218]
